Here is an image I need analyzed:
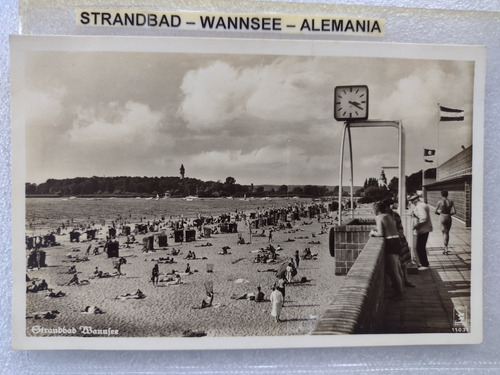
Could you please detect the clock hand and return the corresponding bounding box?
[348,101,363,110]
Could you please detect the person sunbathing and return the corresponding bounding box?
[116,289,145,300]
[68,274,79,285]
[46,291,65,298]
[26,281,38,293]
[163,274,182,285]
[81,305,104,314]
[37,279,49,291]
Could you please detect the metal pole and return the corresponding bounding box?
[338,122,348,226]
[348,125,354,218]
[398,121,406,218]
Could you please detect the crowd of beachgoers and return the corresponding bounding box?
[25,201,348,337]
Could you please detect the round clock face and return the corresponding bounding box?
[334,85,369,121]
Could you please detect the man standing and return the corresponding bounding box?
[409,194,433,270]
[270,286,283,323]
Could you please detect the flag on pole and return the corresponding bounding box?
[424,149,436,157]
[439,105,464,121]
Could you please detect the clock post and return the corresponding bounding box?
[334,85,406,225]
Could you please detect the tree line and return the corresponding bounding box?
[25,176,338,198]
[26,168,433,200]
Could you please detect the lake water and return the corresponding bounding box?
[25,197,317,233]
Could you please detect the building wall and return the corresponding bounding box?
[426,180,469,224]
[425,146,472,227]
[437,146,472,181]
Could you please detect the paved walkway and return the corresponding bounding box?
[382,210,471,333]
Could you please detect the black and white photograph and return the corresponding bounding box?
[11,35,484,349]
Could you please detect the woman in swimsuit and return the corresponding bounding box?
[435,190,456,254]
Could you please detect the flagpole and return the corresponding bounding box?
[436,103,440,179]
[422,147,425,199]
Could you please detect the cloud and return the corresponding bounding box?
[69,101,165,144]
[177,58,332,132]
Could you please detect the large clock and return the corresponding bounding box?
[334,85,369,121]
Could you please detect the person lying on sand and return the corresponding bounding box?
[37,279,49,291]
[257,268,277,273]
[182,330,207,337]
[171,248,180,256]
[195,242,213,247]
[152,257,175,264]
[26,281,38,293]
[27,310,60,320]
[67,274,90,286]
[26,279,50,293]
[116,289,145,300]
[231,292,253,300]
[159,274,182,285]
[46,291,65,298]
[81,305,104,314]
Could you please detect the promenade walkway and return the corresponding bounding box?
[382,209,472,333]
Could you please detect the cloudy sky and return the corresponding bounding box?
[23,41,474,186]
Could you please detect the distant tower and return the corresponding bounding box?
[180,164,185,180]
[378,169,387,189]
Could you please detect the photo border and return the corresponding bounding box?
[11,34,485,350]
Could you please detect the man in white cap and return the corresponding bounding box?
[409,194,433,270]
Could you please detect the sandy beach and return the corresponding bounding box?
[25,203,346,338]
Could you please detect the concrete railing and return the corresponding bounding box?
[312,237,385,335]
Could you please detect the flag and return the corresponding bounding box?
[439,105,464,121]
[424,149,436,157]
[424,159,433,163]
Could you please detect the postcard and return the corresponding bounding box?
[11,35,484,349]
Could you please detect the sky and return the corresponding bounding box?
[23,42,475,186]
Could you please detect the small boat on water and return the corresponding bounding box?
[183,195,199,202]
[68,196,76,200]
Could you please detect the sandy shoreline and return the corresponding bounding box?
[25,210,346,338]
